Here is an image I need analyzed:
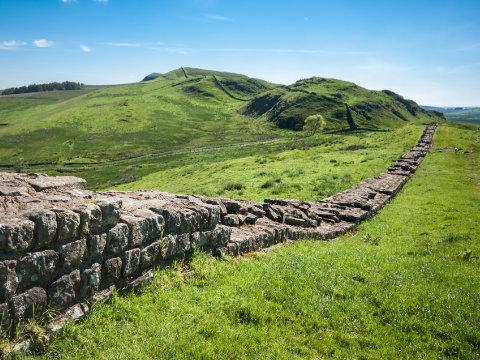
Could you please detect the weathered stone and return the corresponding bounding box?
[0,260,17,303]
[176,233,191,255]
[17,250,58,289]
[103,257,122,286]
[106,223,129,255]
[156,207,199,235]
[0,302,10,330]
[263,204,284,223]
[80,263,101,299]
[159,234,176,259]
[10,287,47,322]
[47,302,89,334]
[59,239,86,272]
[121,212,164,247]
[0,185,29,196]
[222,199,242,214]
[54,209,80,243]
[96,198,122,228]
[73,203,102,235]
[141,241,161,269]
[26,174,86,192]
[244,214,258,225]
[28,210,57,249]
[212,225,232,247]
[222,214,241,227]
[203,204,221,230]
[123,248,141,277]
[88,233,107,260]
[205,199,228,216]
[48,270,80,310]
[0,219,35,253]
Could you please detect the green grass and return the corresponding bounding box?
[32,123,479,359]
[115,124,424,201]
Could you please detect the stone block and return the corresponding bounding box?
[103,257,122,287]
[176,233,191,255]
[96,198,122,228]
[17,250,58,289]
[141,241,161,269]
[159,234,176,260]
[10,287,47,323]
[48,270,80,310]
[88,233,107,260]
[121,212,164,247]
[106,223,129,255]
[123,248,141,277]
[80,263,101,299]
[0,260,17,303]
[0,218,35,253]
[28,210,57,249]
[59,239,86,272]
[54,209,80,243]
[222,214,241,227]
[73,203,102,235]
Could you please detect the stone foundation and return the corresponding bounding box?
[0,124,437,334]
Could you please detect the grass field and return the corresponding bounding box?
[115,124,424,201]
[30,123,479,359]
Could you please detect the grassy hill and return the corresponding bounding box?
[0,67,442,189]
[242,77,441,131]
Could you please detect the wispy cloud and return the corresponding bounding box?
[61,0,76,3]
[0,40,26,50]
[33,39,54,48]
[93,0,108,3]
[106,42,141,47]
[204,13,233,22]
[80,44,91,52]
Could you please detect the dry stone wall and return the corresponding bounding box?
[0,124,437,332]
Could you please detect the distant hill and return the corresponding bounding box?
[422,105,480,124]
[242,77,441,131]
[1,81,84,95]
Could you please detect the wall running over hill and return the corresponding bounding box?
[0,124,437,337]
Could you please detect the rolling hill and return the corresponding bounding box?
[422,105,480,124]
[0,67,443,189]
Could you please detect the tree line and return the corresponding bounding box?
[1,81,84,95]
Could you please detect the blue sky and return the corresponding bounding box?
[0,0,479,106]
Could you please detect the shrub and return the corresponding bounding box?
[303,114,326,135]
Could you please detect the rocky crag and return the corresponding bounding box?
[0,124,437,342]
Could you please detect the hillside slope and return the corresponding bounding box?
[242,77,442,131]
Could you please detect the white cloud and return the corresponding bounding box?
[204,14,233,21]
[106,42,141,47]
[93,0,109,3]
[33,39,54,48]
[0,40,26,50]
[61,0,76,3]
[80,45,91,52]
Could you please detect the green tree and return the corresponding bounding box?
[303,114,326,135]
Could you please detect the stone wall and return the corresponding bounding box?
[0,124,437,333]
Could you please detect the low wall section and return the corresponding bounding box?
[0,124,437,332]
